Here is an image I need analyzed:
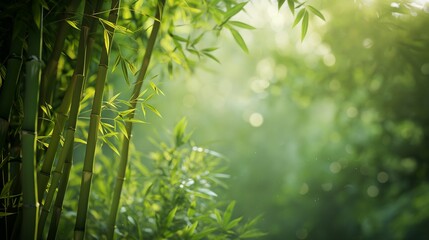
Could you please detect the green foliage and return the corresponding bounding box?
[0,0,324,238]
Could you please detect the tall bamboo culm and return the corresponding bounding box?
[20,2,43,239]
[0,11,24,240]
[107,0,166,238]
[46,1,104,237]
[74,0,121,238]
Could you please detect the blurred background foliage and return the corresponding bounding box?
[128,0,429,239]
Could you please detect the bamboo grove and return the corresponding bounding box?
[0,0,317,239]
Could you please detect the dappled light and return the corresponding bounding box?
[1,0,429,239]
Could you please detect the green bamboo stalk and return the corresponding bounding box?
[106,0,166,238]
[38,0,81,131]
[74,0,121,238]
[46,146,72,239]
[45,0,104,237]
[37,0,94,206]
[37,78,74,204]
[0,16,25,239]
[39,0,80,106]
[21,2,43,239]
[0,17,24,150]
[37,80,76,239]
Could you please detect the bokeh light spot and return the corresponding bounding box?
[377,172,389,183]
[249,112,264,127]
[329,162,342,174]
[362,38,374,48]
[323,53,336,66]
[367,185,379,197]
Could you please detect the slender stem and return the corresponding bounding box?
[21,2,43,239]
[37,0,94,207]
[38,0,81,130]
[37,79,74,204]
[46,0,104,238]
[37,81,76,239]
[74,0,121,239]
[46,145,72,240]
[107,1,166,238]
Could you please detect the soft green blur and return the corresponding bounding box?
[131,1,429,239]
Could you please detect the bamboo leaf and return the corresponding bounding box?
[278,0,286,10]
[214,209,222,224]
[104,29,110,54]
[227,26,248,53]
[226,217,242,230]
[222,2,247,25]
[203,52,220,64]
[124,118,147,124]
[202,47,218,52]
[228,21,255,29]
[288,0,295,14]
[149,81,164,95]
[197,188,217,198]
[293,8,305,27]
[99,18,132,33]
[112,54,121,72]
[116,120,128,139]
[0,212,15,217]
[74,137,87,144]
[66,20,80,30]
[239,229,267,238]
[121,60,130,85]
[166,206,178,227]
[223,201,236,225]
[192,32,205,46]
[307,5,325,21]
[301,10,309,41]
[0,178,14,197]
[103,137,120,156]
[145,103,162,118]
[168,61,173,79]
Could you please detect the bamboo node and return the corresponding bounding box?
[116,176,126,181]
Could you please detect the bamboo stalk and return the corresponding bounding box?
[37,78,74,204]
[39,0,80,108]
[0,17,24,150]
[106,0,166,238]
[46,146,72,239]
[0,15,25,240]
[37,80,76,239]
[45,0,104,238]
[74,0,121,239]
[20,2,43,239]
[37,0,94,206]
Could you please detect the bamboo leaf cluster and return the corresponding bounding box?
[0,0,316,239]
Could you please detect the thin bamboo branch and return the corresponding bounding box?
[20,2,43,239]
[106,0,166,238]
[74,0,121,238]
